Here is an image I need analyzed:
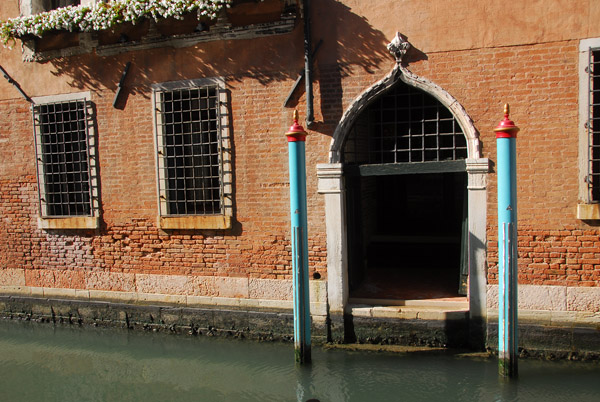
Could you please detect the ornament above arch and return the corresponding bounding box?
[330,32,481,163]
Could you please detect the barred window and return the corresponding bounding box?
[49,0,80,9]
[32,95,98,219]
[577,39,600,219]
[586,49,600,203]
[24,0,81,14]
[153,79,232,225]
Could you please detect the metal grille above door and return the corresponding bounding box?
[343,81,467,165]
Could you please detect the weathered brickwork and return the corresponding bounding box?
[488,228,600,287]
[0,178,38,272]
[0,76,329,290]
[401,41,598,286]
[1,0,600,355]
[2,39,597,291]
[1,1,599,330]
[0,179,328,285]
[409,41,580,228]
[311,40,600,289]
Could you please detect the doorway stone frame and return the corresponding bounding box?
[317,34,489,344]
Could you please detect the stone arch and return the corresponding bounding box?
[329,62,480,164]
[317,34,489,347]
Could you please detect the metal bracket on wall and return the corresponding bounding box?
[0,65,33,103]
[112,61,131,108]
[283,39,322,108]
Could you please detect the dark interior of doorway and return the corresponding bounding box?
[348,172,467,300]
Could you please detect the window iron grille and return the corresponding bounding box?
[587,49,600,203]
[343,82,467,165]
[154,85,226,216]
[49,0,80,10]
[32,99,95,217]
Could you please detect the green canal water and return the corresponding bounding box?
[0,319,599,402]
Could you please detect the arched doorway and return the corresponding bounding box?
[317,39,489,333]
[341,80,469,300]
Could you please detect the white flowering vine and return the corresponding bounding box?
[0,0,232,45]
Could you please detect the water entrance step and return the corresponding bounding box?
[349,297,468,309]
[347,297,469,321]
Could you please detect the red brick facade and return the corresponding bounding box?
[0,0,599,337]
[0,79,330,288]
[488,228,600,287]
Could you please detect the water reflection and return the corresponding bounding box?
[0,319,599,401]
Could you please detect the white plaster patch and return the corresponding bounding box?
[488,284,565,310]
[486,285,498,309]
[85,271,136,292]
[0,269,25,286]
[567,287,600,312]
[248,278,292,300]
[309,280,328,304]
[188,276,216,297]
[135,273,192,295]
[213,277,249,299]
[518,285,567,311]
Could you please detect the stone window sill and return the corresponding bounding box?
[38,216,99,230]
[576,203,600,220]
[159,215,232,230]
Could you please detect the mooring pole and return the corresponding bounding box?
[286,110,311,364]
[494,104,520,378]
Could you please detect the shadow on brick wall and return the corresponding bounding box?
[46,0,394,121]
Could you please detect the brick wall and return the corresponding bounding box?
[401,40,600,287]
[488,227,600,287]
[313,39,599,288]
[1,33,599,293]
[409,41,580,228]
[0,72,329,291]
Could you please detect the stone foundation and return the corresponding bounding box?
[0,295,328,343]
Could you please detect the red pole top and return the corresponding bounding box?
[494,103,520,138]
[286,110,307,142]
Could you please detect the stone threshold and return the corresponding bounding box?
[347,297,469,321]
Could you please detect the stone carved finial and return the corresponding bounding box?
[387,32,411,64]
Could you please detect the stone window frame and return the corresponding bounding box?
[20,0,98,16]
[577,38,600,220]
[152,77,233,230]
[32,91,100,230]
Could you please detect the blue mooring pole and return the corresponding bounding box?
[286,110,311,364]
[494,104,520,378]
